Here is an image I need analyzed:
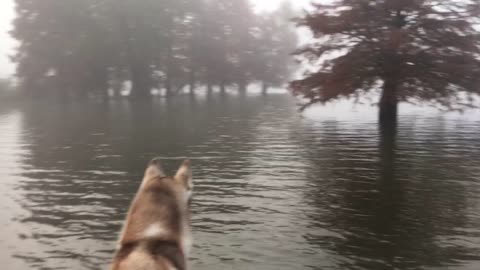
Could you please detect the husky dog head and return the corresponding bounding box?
[110,158,193,270]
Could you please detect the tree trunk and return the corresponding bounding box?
[379,78,398,133]
[99,88,109,103]
[220,81,226,95]
[189,71,195,95]
[238,82,247,95]
[207,82,213,95]
[119,0,151,101]
[165,28,175,98]
[111,73,123,98]
[165,76,173,97]
[262,82,269,95]
[130,63,151,100]
[130,79,150,99]
[112,86,122,98]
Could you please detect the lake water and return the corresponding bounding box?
[0,94,479,270]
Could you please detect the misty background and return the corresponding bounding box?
[0,0,311,79]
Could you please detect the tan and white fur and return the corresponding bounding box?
[110,158,193,270]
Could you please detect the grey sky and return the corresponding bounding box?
[0,0,312,78]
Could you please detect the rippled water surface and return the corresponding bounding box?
[0,94,480,270]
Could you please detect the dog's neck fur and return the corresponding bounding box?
[114,240,186,270]
[110,159,192,270]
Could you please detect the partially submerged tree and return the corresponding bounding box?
[291,0,480,128]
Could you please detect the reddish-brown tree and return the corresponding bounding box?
[291,0,480,128]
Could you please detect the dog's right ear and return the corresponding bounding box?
[144,158,166,179]
[175,159,192,191]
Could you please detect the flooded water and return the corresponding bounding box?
[0,94,480,270]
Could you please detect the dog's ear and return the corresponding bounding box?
[144,158,166,179]
[175,159,192,190]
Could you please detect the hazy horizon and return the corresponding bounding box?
[0,0,15,78]
[0,0,312,79]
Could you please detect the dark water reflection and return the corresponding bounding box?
[0,95,480,269]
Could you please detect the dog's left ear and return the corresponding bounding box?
[145,157,166,179]
[175,159,192,190]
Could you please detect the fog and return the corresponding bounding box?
[0,0,15,77]
[0,0,312,78]
[1,1,480,270]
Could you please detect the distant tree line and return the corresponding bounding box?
[12,0,298,100]
[0,78,10,95]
